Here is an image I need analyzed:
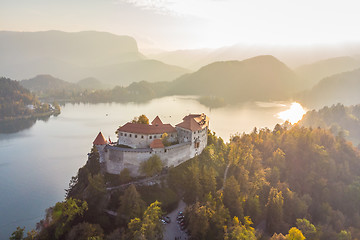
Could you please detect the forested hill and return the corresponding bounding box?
[299,68,360,109]
[295,56,360,89]
[299,103,360,146]
[21,75,81,93]
[0,77,38,120]
[166,55,300,103]
[25,125,359,239]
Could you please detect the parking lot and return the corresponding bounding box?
[163,200,188,240]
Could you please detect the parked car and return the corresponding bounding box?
[164,216,171,223]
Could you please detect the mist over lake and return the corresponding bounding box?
[0,96,302,239]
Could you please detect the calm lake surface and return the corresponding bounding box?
[0,96,304,238]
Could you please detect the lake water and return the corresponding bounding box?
[0,96,304,238]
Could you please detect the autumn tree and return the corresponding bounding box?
[223,176,243,218]
[9,227,25,240]
[139,155,163,177]
[186,202,214,240]
[296,218,317,240]
[118,184,146,224]
[128,201,163,240]
[286,227,305,240]
[337,230,352,240]
[132,114,149,124]
[67,222,104,240]
[161,133,171,146]
[266,188,284,233]
[224,216,256,240]
[43,198,88,239]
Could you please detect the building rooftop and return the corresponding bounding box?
[176,113,209,131]
[149,139,165,149]
[151,116,163,126]
[93,132,108,145]
[118,122,176,134]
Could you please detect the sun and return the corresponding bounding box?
[277,102,306,124]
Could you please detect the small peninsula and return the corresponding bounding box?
[0,77,60,122]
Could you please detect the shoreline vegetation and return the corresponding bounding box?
[0,77,61,124]
[0,108,61,122]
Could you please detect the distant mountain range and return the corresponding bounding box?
[165,55,300,103]
[0,31,190,86]
[150,43,360,70]
[5,30,360,109]
[295,56,360,89]
[298,68,360,109]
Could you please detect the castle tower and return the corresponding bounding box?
[93,131,107,163]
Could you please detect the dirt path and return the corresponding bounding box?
[221,163,231,190]
[163,200,188,240]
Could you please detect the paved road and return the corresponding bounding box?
[163,200,188,240]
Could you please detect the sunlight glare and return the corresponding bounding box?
[277,102,306,124]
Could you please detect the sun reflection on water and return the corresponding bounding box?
[277,102,306,124]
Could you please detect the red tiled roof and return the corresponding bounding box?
[176,118,202,131]
[151,116,163,125]
[150,139,164,149]
[183,114,201,121]
[176,113,209,131]
[93,132,107,145]
[118,122,176,134]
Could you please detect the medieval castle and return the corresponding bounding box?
[93,113,209,176]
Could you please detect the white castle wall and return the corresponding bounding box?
[117,131,178,148]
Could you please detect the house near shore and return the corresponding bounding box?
[93,113,209,176]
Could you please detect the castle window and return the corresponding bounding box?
[150,136,152,139]
[125,133,127,137]
[120,133,123,136]
[129,134,132,137]
[141,135,144,139]
[194,132,196,134]
[135,135,137,138]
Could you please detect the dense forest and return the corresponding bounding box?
[299,103,360,146]
[0,77,59,121]
[12,123,360,240]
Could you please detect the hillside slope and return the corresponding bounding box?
[167,55,300,103]
[298,103,360,146]
[0,77,40,120]
[299,68,360,109]
[295,56,360,89]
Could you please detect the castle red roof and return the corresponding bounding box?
[149,139,164,149]
[93,132,108,145]
[151,116,163,126]
[176,113,209,131]
[117,122,176,134]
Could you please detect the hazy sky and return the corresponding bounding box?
[1,0,360,50]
